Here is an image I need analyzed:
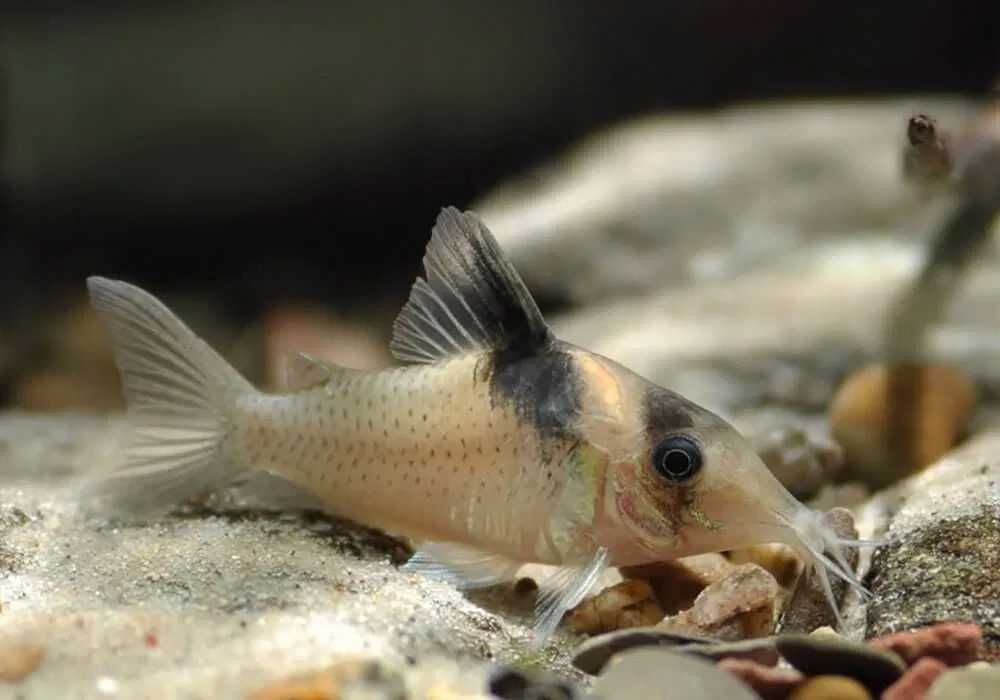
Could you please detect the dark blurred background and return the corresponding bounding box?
[1,1,999,409]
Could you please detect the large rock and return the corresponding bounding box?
[475,99,975,305]
[548,236,1000,419]
[863,431,1000,659]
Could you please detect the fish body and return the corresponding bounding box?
[85,208,872,640]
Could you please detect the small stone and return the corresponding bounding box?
[809,627,841,641]
[882,657,948,700]
[594,649,759,699]
[927,664,1000,699]
[779,508,858,634]
[567,579,664,634]
[571,627,713,675]
[0,643,44,683]
[869,622,983,667]
[659,563,779,640]
[678,638,780,666]
[728,544,802,589]
[828,363,976,488]
[755,425,845,499]
[620,553,735,615]
[788,675,872,700]
[717,658,803,700]
[776,633,905,695]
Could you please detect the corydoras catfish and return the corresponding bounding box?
[84,207,875,640]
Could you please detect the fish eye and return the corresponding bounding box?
[651,435,702,483]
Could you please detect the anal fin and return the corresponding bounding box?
[400,542,522,590]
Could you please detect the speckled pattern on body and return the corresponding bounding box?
[231,355,572,563]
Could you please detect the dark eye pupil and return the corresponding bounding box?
[652,436,702,483]
[663,449,691,476]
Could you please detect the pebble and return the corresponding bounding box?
[619,553,734,615]
[717,658,803,700]
[881,657,948,700]
[828,363,976,488]
[869,622,983,667]
[0,643,45,683]
[660,563,779,640]
[567,579,664,634]
[594,649,759,699]
[778,508,858,634]
[728,544,802,590]
[755,425,845,499]
[775,633,905,695]
[927,664,1000,699]
[571,628,713,675]
[788,675,872,700]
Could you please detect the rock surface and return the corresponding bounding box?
[476,99,976,306]
[548,234,1000,421]
[864,431,1000,659]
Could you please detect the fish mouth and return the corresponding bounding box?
[757,497,890,625]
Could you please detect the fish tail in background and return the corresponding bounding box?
[82,276,258,515]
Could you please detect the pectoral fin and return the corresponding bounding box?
[401,542,522,590]
[533,547,610,644]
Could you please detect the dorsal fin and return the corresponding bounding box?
[390,207,552,364]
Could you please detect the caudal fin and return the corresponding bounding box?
[83,277,257,515]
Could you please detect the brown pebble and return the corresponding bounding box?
[615,599,666,629]
[869,622,983,667]
[882,657,949,700]
[0,644,44,683]
[829,363,976,488]
[718,658,804,700]
[729,544,803,589]
[621,553,734,614]
[567,580,663,634]
[788,675,872,700]
[660,564,780,640]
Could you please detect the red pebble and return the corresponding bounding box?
[144,633,158,648]
[717,658,804,700]
[881,657,948,700]
[869,622,983,667]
